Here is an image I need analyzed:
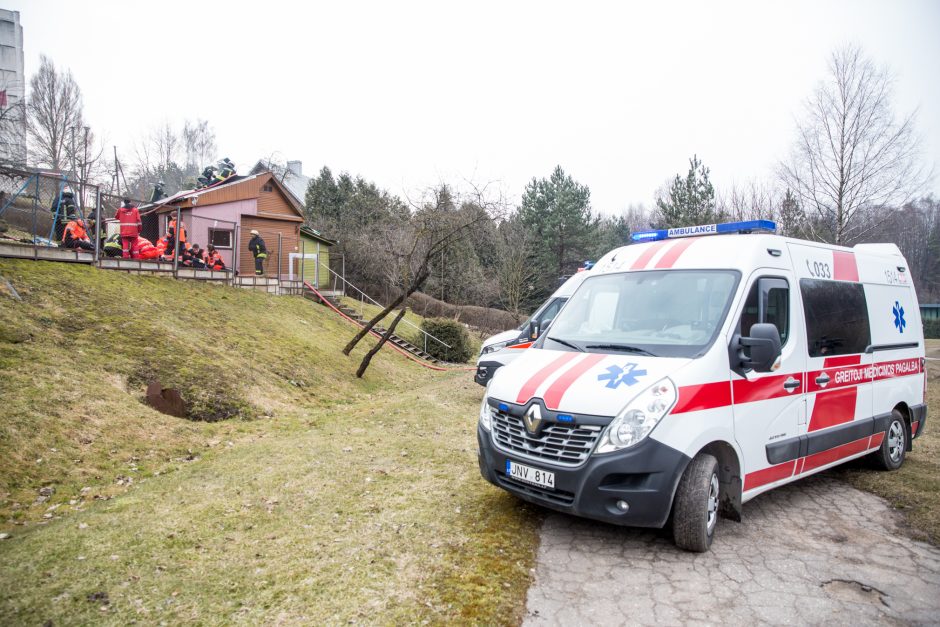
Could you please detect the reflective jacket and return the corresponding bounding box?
[168,218,187,243]
[116,205,142,237]
[248,235,267,257]
[62,220,89,243]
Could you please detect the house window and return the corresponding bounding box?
[208,228,233,249]
[262,184,274,192]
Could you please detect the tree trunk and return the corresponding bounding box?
[343,266,430,356]
[356,307,407,378]
[342,292,403,355]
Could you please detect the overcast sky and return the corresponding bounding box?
[6,0,940,213]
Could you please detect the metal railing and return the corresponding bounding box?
[316,259,452,352]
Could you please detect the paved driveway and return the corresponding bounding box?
[524,476,940,626]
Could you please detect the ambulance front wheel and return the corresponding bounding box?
[871,409,907,471]
[671,453,720,553]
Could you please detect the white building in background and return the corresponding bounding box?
[0,8,25,165]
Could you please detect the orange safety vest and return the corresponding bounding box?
[62,220,88,242]
[168,218,187,243]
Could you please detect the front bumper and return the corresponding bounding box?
[477,425,690,528]
[474,360,503,387]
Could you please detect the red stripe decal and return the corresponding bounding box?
[630,240,670,270]
[515,352,579,404]
[654,238,698,269]
[832,251,859,282]
[744,460,796,491]
[823,355,862,368]
[870,432,885,448]
[801,436,870,473]
[542,354,606,410]
[672,381,732,414]
[508,342,533,350]
[808,387,857,432]
[732,373,803,404]
[796,457,806,475]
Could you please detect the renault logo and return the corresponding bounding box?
[524,404,543,434]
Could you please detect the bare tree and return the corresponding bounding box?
[494,218,534,317]
[342,184,499,376]
[182,119,216,172]
[131,122,185,196]
[0,75,26,165]
[26,55,84,170]
[780,44,930,244]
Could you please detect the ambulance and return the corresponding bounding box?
[475,264,596,387]
[476,220,926,552]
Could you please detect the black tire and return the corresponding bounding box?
[672,453,720,553]
[870,409,907,471]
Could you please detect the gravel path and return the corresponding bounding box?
[524,475,940,626]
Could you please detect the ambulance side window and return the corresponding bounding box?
[800,279,871,357]
[740,278,789,345]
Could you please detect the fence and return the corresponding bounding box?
[0,167,234,277]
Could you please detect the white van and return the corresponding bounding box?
[475,268,593,386]
[477,220,926,552]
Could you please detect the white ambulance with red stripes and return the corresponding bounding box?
[477,220,926,552]
[475,266,597,387]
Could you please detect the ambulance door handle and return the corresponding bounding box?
[783,377,801,392]
[815,373,830,387]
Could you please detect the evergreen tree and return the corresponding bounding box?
[777,188,805,237]
[518,166,596,305]
[655,155,717,228]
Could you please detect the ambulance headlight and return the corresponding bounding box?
[479,393,493,431]
[596,378,677,453]
[481,339,513,356]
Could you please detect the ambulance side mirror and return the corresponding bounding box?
[530,318,553,340]
[736,323,782,373]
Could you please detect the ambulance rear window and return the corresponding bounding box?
[800,279,871,357]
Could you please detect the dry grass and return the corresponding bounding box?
[0,259,538,624]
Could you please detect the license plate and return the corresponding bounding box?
[506,460,555,489]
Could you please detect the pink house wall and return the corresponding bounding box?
[178,199,257,268]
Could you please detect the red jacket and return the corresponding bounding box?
[116,205,141,237]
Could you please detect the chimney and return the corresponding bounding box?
[286,160,302,176]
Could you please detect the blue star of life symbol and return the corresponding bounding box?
[893,301,906,333]
[597,362,648,389]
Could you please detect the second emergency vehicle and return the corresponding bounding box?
[477,221,926,552]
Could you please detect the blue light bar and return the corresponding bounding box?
[631,220,777,243]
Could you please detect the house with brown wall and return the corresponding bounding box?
[154,172,323,278]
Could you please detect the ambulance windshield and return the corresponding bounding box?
[544,270,739,358]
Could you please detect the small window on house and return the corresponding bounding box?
[208,228,233,249]
[262,184,274,192]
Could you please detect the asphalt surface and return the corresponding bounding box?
[524,475,940,626]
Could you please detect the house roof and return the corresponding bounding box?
[249,160,310,207]
[300,225,339,246]
[150,172,304,219]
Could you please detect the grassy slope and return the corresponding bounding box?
[0,260,538,624]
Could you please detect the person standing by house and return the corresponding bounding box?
[116,198,142,259]
[248,229,267,276]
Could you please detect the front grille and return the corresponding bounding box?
[491,411,601,467]
[496,474,575,506]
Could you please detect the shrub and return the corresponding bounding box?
[407,291,522,335]
[421,317,473,363]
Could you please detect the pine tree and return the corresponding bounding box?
[655,155,717,228]
[518,166,596,305]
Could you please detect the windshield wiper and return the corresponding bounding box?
[545,336,584,352]
[584,344,657,356]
